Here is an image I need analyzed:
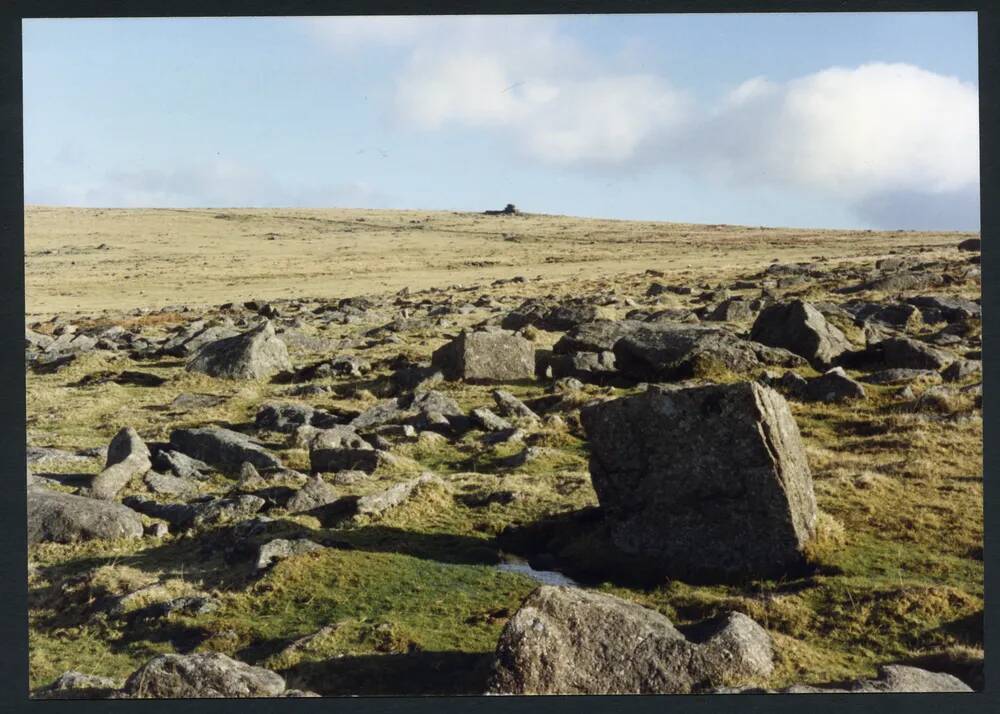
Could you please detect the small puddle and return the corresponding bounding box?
[496,555,580,587]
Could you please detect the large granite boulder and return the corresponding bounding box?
[877,337,954,370]
[489,586,774,694]
[121,653,287,698]
[169,427,282,472]
[431,329,535,382]
[613,323,804,381]
[580,382,817,579]
[89,427,152,500]
[552,319,646,354]
[28,487,144,544]
[750,300,852,368]
[186,321,292,380]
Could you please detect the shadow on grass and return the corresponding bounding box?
[498,506,827,589]
[33,520,502,609]
[34,472,93,489]
[284,650,494,696]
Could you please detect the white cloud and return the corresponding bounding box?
[384,19,690,167]
[699,63,980,199]
[351,18,976,208]
[27,159,393,209]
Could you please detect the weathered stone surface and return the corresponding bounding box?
[89,427,152,500]
[750,300,852,368]
[34,671,121,700]
[491,390,540,421]
[942,359,981,382]
[144,471,199,498]
[861,368,940,385]
[848,665,974,692]
[170,427,282,472]
[863,303,923,330]
[431,330,535,382]
[28,488,144,544]
[26,446,94,466]
[906,295,981,323]
[853,271,943,293]
[553,319,646,354]
[122,653,286,698]
[168,392,227,411]
[489,586,774,694]
[580,382,817,579]
[471,407,512,432]
[706,298,756,322]
[308,426,378,473]
[25,327,55,351]
[285,475,339,513]
[186,320,292,380]
[714,664,973,694]
[804,367,866,403]
[354,473,445,519]
[255,538,325,570]
[502,301,615,332]
[255,402,339,433]
[123,494,265,530]
[877,337,953,370]
[162,323,241,357]
[547,350,618,382]
[613,323,804,381]
[153,449,212,480]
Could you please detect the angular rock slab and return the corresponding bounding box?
[170,427,282,472]
[580,381,817,579]
[89,427,152,500]
[750,300,852,368]
[612,323,804,381]
[489,586,774,694]
[122,653,286,698]
[431,330,535,382]
[28,488,144,544]
[186,320,292,380]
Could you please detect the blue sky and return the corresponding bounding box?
[23,13,980,230]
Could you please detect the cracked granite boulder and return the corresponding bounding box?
[580,381,817,580]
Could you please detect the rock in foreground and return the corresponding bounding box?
[750,300,852,368]
[122,653,287,698]
[714,664,973,693]
[170,426,282,472]
[431,329,535,382]
[89,427,152,500]
[489,586,774,694]
[580,381,817,579]
[28,487,144,544]
[186,320,292,380]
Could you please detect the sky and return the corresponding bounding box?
[22,13,980,230]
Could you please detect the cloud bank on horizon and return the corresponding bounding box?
[24,15,980,230]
